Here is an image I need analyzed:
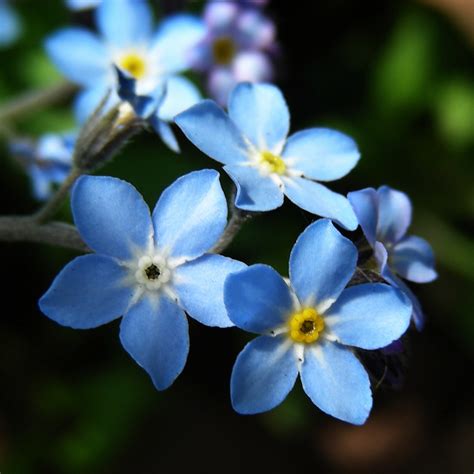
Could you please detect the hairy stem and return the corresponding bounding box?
[0,81,77,123]
[212,206,253,254]
[0,216,88,252]
[33,167,83,224]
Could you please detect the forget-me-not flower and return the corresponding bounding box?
[66,0,100,10]
[225,219,412,424]
[45,0,204,143]
[0,0,21,47]
[190,1,275,105]
[39,170,245,390]
[176,82,360,230]
[348,186,437,329]
[10,133,75,200]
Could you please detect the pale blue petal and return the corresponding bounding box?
[39,254,133,329]
[119,295,189,390]
[283,177,358,230]
[96,0,152,48]
[301,341,372,425]
[391,235,437,283]
[152,169,227,260]
[347,188,378,246]
[231,336,298,414]
[175,99,250,165]
[0,1,20,46]
[225,264,294,334]
[74,85,114,124]
[289,219,357,313]
[228,82,289,152]
[282,128,360,181]
[150,118,180,153]
[45,28,108,87]
[232,51,273,83]
[66,0,100,11]
[376,186,412,244]
[224,164,283,212]
[324,283,412,349]
[174,254,246,328]
[158,76,202,122]
[72,176,153,260]
[152,14,205,73]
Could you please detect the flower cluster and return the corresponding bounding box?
[3,0,437,425]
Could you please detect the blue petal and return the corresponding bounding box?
[173,254,246,327]
[152,170,227,260]
[152,14,205,74]
[347,188,378,246]
[30,166,51,200]
[150,118,180,153]
[283,177,358,230]
[96,0,153,48]
[175,99,250,165]
[289,219,357,313]
[66,0,100,10]
[39,255,133,329]
[45,28,108,87]
[376,186,412,244]
[375,242,425,330]
[158,76,202,122]
[231,336,298,414]
[224,164,283,212]
[324,283,412,349]
[228,82,289,152]
[282,128,360,181]
[72,176,153,260]
[74,85,114,124]
[391,235,437,283]
[225,264,294,334]
[0,1,20,47]
[301,341,372,425]
[119,295,189,390]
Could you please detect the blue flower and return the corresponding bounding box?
[45,0,204,138]
[348,186,437,329]
[176,82,360,230]
[39,170,245,390]
[190,1,276,105]
[10,133,75,200]
[65,0,100,10]
[0,0,21,48]
[225,219,412,424]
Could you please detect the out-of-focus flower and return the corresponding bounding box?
[65,0,100,10]
[39,170,245,390]
[45,0,204,138]
[0,0,21,47]
[348,186,437,329]
[190,1,276,105]
[10,133,75,200]
[176,82,359,230]
[225,219,412,423]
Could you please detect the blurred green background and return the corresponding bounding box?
[0,1,473,473]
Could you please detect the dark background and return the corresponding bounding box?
[0,1,473,472]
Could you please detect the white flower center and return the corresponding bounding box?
[134,254,172,291]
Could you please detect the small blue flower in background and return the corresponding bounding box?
[190,1,276,105]
[225,219,412,424]
[0,0,21,48]
[39,170,245,390]
[45,0,204,149]
[66,0,100,10]
[176,82,360,230]
[10,133,75,200]
[348,186,437,329]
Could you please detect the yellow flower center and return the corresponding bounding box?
[288,308,325,344]
[259,150,287,175]
[212,36,236,65]
[119,53,147,79]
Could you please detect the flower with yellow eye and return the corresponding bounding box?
[224,219,412,424]
[45,0,205,150]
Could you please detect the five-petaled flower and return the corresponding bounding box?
[348,186,437,329]
[45,0,204,148]
[225,219,412,424]
[39,170,245,390]
[190,1,276,105]
[175,82,360,230]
